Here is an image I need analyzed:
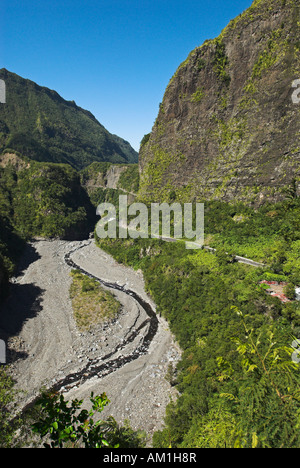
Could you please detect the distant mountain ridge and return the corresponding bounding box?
[0,69,138,170]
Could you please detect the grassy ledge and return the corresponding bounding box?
[69,269,121,331]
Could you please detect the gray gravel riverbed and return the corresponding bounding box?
[0,239,181,442]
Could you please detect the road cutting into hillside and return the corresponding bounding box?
[0,239,180,439]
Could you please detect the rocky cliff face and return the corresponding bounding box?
[139,0,300,205]
[80,162,139,204]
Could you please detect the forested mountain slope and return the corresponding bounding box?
[0,69,139,297]
[0,69,138,170]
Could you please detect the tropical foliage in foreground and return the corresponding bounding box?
[0,378,146,448]
[31,391,146,449]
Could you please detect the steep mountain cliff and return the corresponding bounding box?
[139,0,300,205]
[0,69,138,170]
[80,161,139,206]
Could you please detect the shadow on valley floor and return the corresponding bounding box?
[0,283,45,364]
[15,242,41,276]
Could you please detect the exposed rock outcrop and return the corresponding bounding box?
[139,0,300,206]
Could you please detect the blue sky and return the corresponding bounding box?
[1,0,253,151]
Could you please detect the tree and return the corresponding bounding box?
[32,391,115,448]
[32,391,147,449]
[283,283,296,300]
[215,308,300,448]
[0,368,20,448]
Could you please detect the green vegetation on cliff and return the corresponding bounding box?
[0,151,139,298]
[80,161,139,208]
[1,0,300,449]
[1,159,96,240]
[0,154,97,296]
[0,68,139,295]
[81,162,139,198]
[0,162,25,297]
[138,0,300,205]
[0,69,138,170]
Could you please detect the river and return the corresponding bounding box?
[0,238,180,438]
